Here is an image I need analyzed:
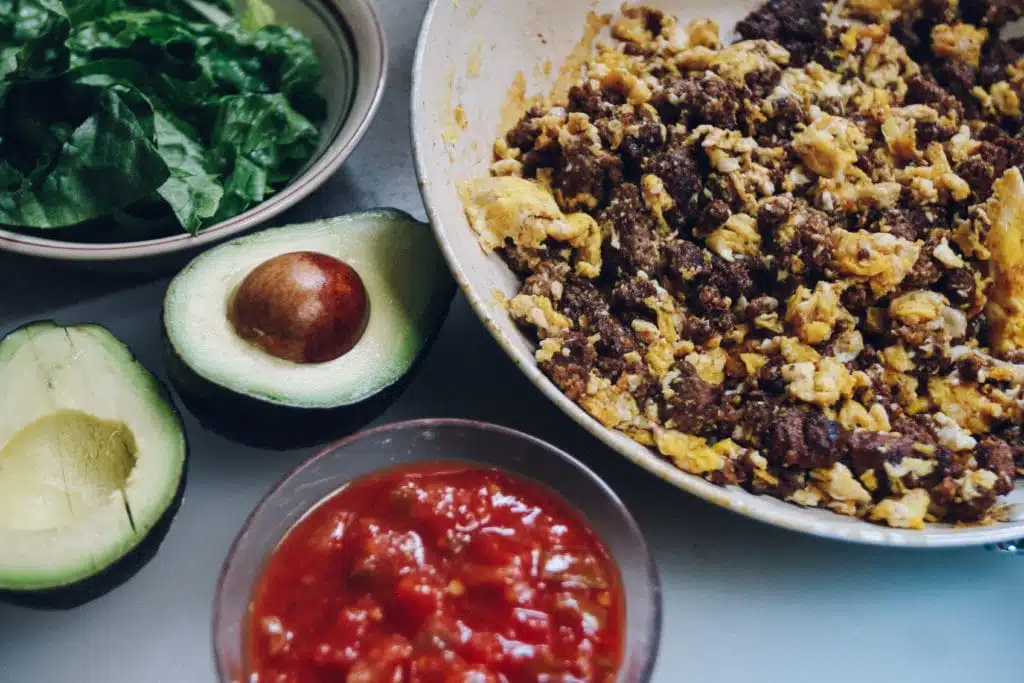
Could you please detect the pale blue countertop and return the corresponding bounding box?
[1,2,1021,682]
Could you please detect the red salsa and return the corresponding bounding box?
[248,463,625,683]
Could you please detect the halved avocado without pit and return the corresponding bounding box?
[162,209,455,449]
[0,322,187,607]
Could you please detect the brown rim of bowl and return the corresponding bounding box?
[212,417,663,683]
[0,0,387,262]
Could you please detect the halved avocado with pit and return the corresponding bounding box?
[162,209,455,449]
[0,321,187,607]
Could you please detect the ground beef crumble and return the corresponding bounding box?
[459,2,1024,529]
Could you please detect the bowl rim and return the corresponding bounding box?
[212,417,663,683]
[409,0,1024,549]
[0,0,388,262]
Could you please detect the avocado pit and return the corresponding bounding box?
[162,210,456,449]
[0,410,137,532]
[229,251,369,365]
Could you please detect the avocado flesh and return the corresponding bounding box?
[0,322,186,593]
[0,411,136,532]
[163,209,454,410]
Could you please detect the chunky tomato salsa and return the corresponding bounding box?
[248,463,625,683]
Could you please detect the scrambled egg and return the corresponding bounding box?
[459,176,567,251]
[838,400,891,431]
[508,294,572,337]
[870,489,931,530]
[847,0,921,21]
[928,377,1007,434]
[889,290,947,326]
[982,168,1024,354]
[792,114,868,178]
[655,430,727,474]
[708,40,789,87]
[786,282,842,345]
[832,229,921,296]
[895,143,971,203]
[782,357,857,407]
[706,213,762,262]
[931,23,988,68]
[458,176,603,276]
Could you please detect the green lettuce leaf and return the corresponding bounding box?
[62,0,123,25]
[208,92,319,186]
[212,154,265,222]
[66,9,324,127]
[0,0,324,234]
[0,0,71,83]
[153,111,223,234]
[62,0,237,25]
[0,83,169,227]
[240,0,273,32]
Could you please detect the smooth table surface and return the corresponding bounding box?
[1,2,1022,682]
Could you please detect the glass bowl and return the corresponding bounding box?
[213,418,662,682]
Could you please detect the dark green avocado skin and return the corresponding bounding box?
[0,320,189,610]
[162,285,455,450]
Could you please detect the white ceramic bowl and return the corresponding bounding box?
[0,0,386,262]
[411,0,1024,548]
